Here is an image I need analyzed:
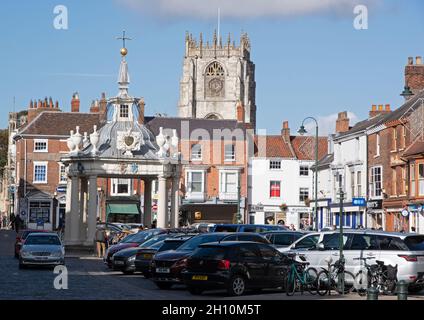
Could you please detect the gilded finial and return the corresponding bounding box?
[117,30,132,57]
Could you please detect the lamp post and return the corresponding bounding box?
[337,173,345,294]
[298,117,319,231]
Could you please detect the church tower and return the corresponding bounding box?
[178,31,257,129]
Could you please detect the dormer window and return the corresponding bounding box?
[120,105,129,118]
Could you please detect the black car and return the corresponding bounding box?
[111,234,190,274]
[261,231,305,250]
[135,236,192,277]
[151,232,270,290]
[182,241,290,296]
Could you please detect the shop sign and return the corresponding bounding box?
[367,200,382,210]
[352,198,366,207]
[401,209,410,217]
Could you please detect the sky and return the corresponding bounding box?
[0,0,424,135]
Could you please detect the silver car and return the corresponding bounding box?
[19,233,65,269]
[285,230,424,292]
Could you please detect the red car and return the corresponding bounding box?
[14,229,51,258]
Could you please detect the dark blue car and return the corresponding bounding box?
[211,224,287,233]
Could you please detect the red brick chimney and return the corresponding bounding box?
[236,101,245,123]
[90,100,100,113]
[71,92,80,112]
[405,56,424,94]
[336,112,350,133]
[138,98,145,124]
[27,98,61,123]
[99,92,108,123]
[369,104,391,118]
[281,121,290,142]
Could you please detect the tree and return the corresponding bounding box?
[0,129,9,174]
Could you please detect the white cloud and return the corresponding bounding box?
[117,0,379,18]
[304,112,358,136]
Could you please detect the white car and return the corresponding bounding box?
[19,233,65,269]
[284,229,424,292]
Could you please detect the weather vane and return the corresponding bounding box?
[117,30,132,56]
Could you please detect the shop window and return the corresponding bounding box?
[29,201,51,223]
[270,181,281,198]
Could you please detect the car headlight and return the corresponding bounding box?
[52,251,63,258]
[128,255,136,262]
[20,251,31,257]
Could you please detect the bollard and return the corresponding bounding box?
[367,287,379,300]
[396,280,408,300]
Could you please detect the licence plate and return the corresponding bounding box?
[35,257,48,260]
[142,254,153,259]
[192,275,208,281]
[156,267,170,274]
[114,261,125,265]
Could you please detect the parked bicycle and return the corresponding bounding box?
[285,253,318,296]
[354,257,398,296]
[316,256,356,296]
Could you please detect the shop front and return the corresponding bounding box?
[180,203,237,225]
[330,203,364,229]
[384,199,408,232]
[407,203,424,233]
[367,199,383,229]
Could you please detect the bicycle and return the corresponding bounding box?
[285,253,318,296]
[316,257,356,296]
[354,257,398,296]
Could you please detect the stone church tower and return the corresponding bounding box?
[178,31,257,129]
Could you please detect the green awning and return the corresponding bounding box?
[106,204,140,215]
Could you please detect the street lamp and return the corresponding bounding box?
[298,117,319,231]
[337,173,345,294]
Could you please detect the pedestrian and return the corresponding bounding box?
[151,220,157,229]
[411,227,416,233]
[0,214,3,230]
[95,227,107,258]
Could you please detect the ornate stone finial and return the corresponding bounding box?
[213,30,217,45]
[90,125,100,156]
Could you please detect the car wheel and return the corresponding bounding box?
[188,287,203,295]
[227,275,246,296]
[155,282,173,290]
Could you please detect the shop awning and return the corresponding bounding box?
[106,204,139,215]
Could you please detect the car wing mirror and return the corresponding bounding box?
[316,243,325,251]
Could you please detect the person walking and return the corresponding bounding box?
[95,228,107,258]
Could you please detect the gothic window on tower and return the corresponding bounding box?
[205,61,225,98]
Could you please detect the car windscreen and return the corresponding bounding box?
[214,225,238,232]
[404,236,424,251]
[25,235,61,246]
[191,247,228,260]
[272,233,296,246]
[123,230,157,243]
[158,240,187,252]
[139,235,167,248]
[178,234,225,251]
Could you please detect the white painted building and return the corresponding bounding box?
[249,122,327,230]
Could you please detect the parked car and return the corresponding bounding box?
[182,241,290,296]
[135,236,193,277]
[151,232,270,289]
[126,223,144,233]
[287,229,424,292]
[111,234,191,274]
[15,229,51,258]
[261,230,305,250]
[19,233,65,269]
[212,224,287,233]
[190,223,216,233]
[104,228,166,267]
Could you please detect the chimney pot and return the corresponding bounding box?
[385,104,391,111]
[408,57,414,65]
[281,120,290,141]
[378,105,383,111]
[71,92,80,112]
[417,56,423,65]
[372,105,377,111]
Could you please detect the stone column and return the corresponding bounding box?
[79,178,88,243]
[170,176,180,229]
[157,175,168,229]
[143,179,152,228]
[66,176,80,245]
[85,176,98,246]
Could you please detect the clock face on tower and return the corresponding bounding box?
[208,78,224,97]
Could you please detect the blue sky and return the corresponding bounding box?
[0,0,423,134]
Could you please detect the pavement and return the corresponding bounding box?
[1,229,424,300]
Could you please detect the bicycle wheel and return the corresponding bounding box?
[285,270,297,296]
[334,271,355,294]
[304,267,318,295]
[316,270,330,296]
